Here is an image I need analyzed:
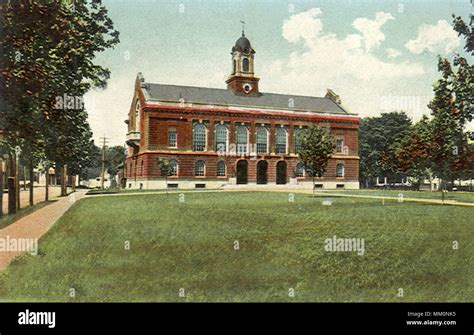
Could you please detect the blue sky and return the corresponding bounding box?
[84,0,473,145]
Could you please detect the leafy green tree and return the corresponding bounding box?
[1,1,119,200]
[359,112,412,187]
[452,14,473,126]
[428,57,468,191]
[157,158,174,192]
[298,126,335,196]
[105,145,126,187]
[396,116,433,190]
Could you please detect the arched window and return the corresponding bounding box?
[242,58,249,72]
[236,125,248,155]
[233,60,237,74]
[256,126,268,154]
[193,123,206,151]
[195,160,205,176]
[135,100,141,132]
[217,161,226,177]
[275,127,287,154]
[168,128,177,147]
[336,164,345,178]
[215,124,228,153]
[170,160,178,176]
[295,162,305,177]
[294,128,302,153]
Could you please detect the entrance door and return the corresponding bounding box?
[276,161,287,185]
[257,160,268,184]
[236,160,248,184]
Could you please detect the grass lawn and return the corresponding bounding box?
[0,191,472,302]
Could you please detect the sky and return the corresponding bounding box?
[83,0,473,145]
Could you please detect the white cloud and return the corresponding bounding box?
[352,11,394,53]
[282,8,323,46]
[405,20,460,55]
[261,9,426,118]
[386,48,402,58]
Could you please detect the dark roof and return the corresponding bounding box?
[143,83,352,115]
[233,34,254,54]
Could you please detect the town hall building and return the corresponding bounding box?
[124,31,360,189]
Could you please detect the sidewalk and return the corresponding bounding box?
[2,186,64,214]
[0,190,87,270]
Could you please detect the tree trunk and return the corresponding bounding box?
[15,153,20,210]
[60,163,68,196]
[29,158,34,206]
[0,158,3,218]
[8,154,17,214]
[45,167,49,202]
[23,165,27,191]
[72,175,76,192]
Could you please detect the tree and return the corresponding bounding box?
[428,57,468,192]
[1,0,119,203]
[359,112,412,187]
[157,158,174,192]
[396,116,433,190]
[105,145,126,188]
[298,125,335,197]
[451,14,473,126]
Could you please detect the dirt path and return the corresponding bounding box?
[2,186,64,214]
[0,190,87,270]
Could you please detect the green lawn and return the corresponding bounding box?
[0,191,472,302]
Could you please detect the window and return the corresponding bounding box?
[275,127,287,154]
[295,162,305,177]
[294,128,302,153]
[256,127,268,154]
[193,123,206,151]
[195,160,205,176]
[236,125,248,155]
[135,100,140,131]
[336,138,344,153]
[170,160,178,176]
[242,58,249,72]
[336,164,345,178]
[217,161,226,177]
[233,60,237,74]
[168,128,177,147]
[215,124,228,153]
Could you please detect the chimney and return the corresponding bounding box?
[325,89,341,105]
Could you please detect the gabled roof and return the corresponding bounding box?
[141,82,354,115]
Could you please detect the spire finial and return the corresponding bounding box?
[240,20,245,36]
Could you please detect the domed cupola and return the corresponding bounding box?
[233,33,255,54]
[226,24,260,96]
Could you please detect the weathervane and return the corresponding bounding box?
[240,20,245,36]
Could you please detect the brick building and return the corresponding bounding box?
[124,32,360,189]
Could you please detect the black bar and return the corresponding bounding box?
[0,302,472,332]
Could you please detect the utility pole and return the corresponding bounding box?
[100,137,108,191]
